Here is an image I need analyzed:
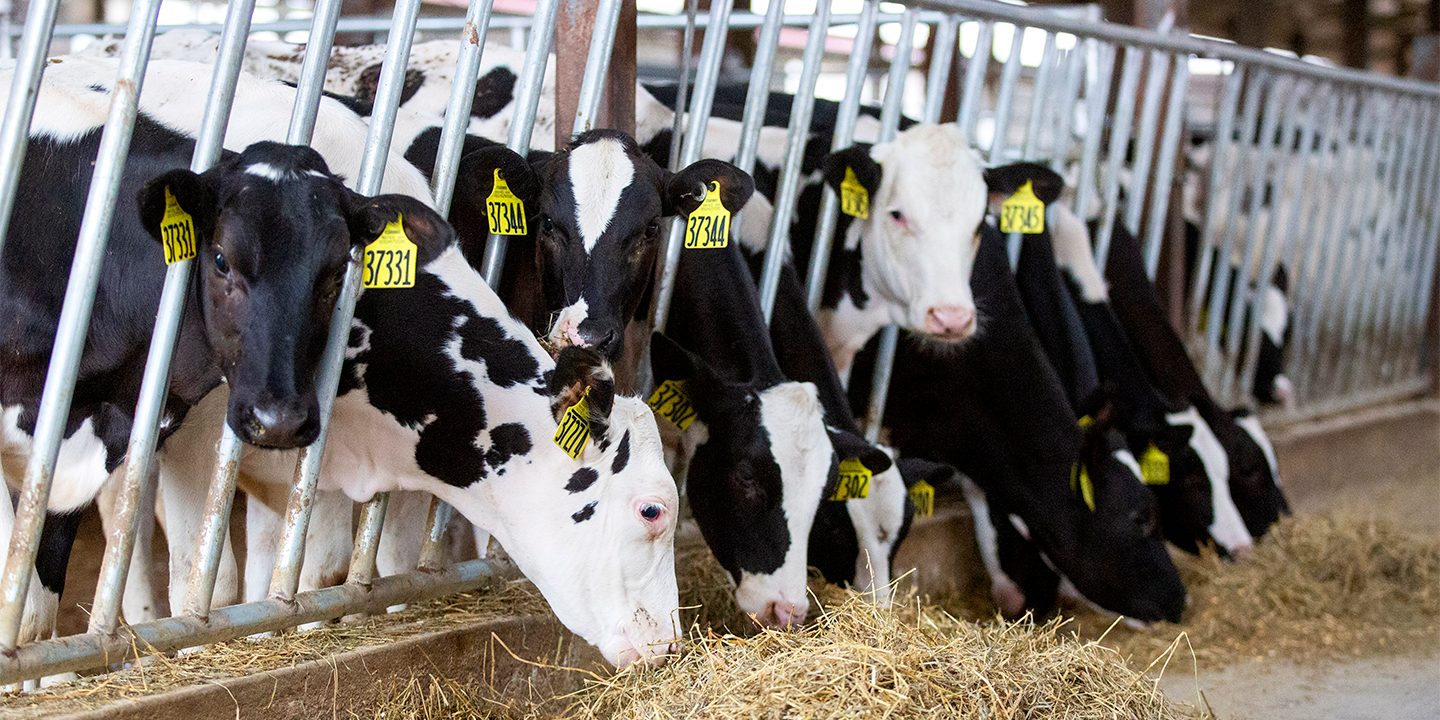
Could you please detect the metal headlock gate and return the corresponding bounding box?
[0,0,1435,686]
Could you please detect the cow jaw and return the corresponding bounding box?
[1167,407,1253,555]
[439,397,680,668]
[843,459,907,605]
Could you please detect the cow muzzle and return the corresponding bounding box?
[232,398,321,448]
[923,304,977,341]
[755,597,808,630]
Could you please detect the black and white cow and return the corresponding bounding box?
[647,227,832,629]
[0,56,451,644]
[1103,218,1290,539]
[854,222,1187,624]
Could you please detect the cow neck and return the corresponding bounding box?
[1014,231,1100,414]
[668,243,786,388]
[765,259,861,435]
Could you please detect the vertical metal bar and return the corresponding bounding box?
[666,0,698,172]
[1124,49,1170,235]
[802,0,881,313]
[1022,32,1058,160]
[286,0,344,144]
[182,431,245,617]
[650,0,736,333]
[1353,98,1429,392]
[1336,96,1415,396]
[1398,124,1440,380]
[923,15,960,126]
[1091,46,1144,269]
[1185,64,1244,335]
[430,0,497,214]
[957,20,993,141]
[480,0,560,288]
[88,0,259,636]
[1142,55,1189,278]
[1298,92,1382,403]
[0,0,167,649]
[416,496,454,571]
[0,0,62,257]
[345,493,390,588]
[571,0,625,137]
[1211,76,1291,400]
[261,0,368,608]
[986,22,1024,163]
[0,0,11,60]
[1048,38,1088,173]
[1291,90,1364,405]
[1072,41,1116,221]
[1381,101,1440,385]
[731,0,790,177]
[1196,67,1265,372]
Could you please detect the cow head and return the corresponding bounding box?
[821,126,1062,346]
[448,344,680,668]
[459,131,752,361]
[1065,404,1187,624]
[1156,406,1253,556]
[650,332,830,629]
[1252,266,1293,405]
[1229,409,1291,534]
[139,142,452,449]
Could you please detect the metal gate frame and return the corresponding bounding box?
[0,0,1435,687]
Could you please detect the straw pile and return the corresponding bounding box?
[1064,513,1440,667]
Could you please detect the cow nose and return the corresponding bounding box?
[592,330,620,358]
[238,400,320,449]
[924,305,976,339]
[758,599,807,629]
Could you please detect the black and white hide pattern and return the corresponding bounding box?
[851,223,1187,624]
[648,238,833,630]
[0,56,446,644]
[1103,218,1291,539]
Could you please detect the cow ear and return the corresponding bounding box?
[346,193,456,265]
[550,345,616,441]
[456,146,542,214]
[138,169,218,247]
[983,162,1065,204]
[828,428,893,476]
[895,456,957,490]
[663,159,754,217]
[822,145,880,197]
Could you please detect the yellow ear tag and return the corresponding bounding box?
[684,181,730,249]
[1140,444,1171,486]
[1071,462,1096,512]
[647,379,697,432]
[1078,414,1094,430]
[553,387,591,460]
[362,214,417,289]
[829,458,872,501]
[909,479,935,518]
[486,168,527,236]
[839,167,869,219]
[160,187,197,265]
[999,180,1045,234]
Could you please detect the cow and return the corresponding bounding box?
[0,55,450,645]
[1102,217,1290,539]
[852,221,1187,624]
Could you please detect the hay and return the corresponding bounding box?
[561,592,1199,720]
[1064,513,1440,668]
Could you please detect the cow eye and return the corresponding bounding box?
[644,220,659,239]
[541,214,554,234]
[214,252,230,275]
[639,503,663,522]
[890,210,903,221]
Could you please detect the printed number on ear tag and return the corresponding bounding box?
[684,181,730,249]
[553,387,591,460]
[999,180,1045,234]
[840,167,869,219]
[362,214,417,289]
[486,168,527,236]
[647,379,697,431]
[829,458,872,501]
[1071,462,1096,512]
[161,187,196,265]
[1140,444,1171,486]
[909,480,935,518]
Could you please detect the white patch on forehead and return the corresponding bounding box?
[1008,514,1031,541]
[1233,414,1282,487]
[1259,284,1289,344]
[568,138,635,252]
[245,163,289,181]
[1168,406,1252,553]
[1114,449,1144,482]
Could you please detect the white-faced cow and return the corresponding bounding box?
[0,56,449,644]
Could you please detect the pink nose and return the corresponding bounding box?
[615,641,678,668]
[758,600,807,629]
[925,305,976,339]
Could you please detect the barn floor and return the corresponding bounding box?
[1153,398,1440,720]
